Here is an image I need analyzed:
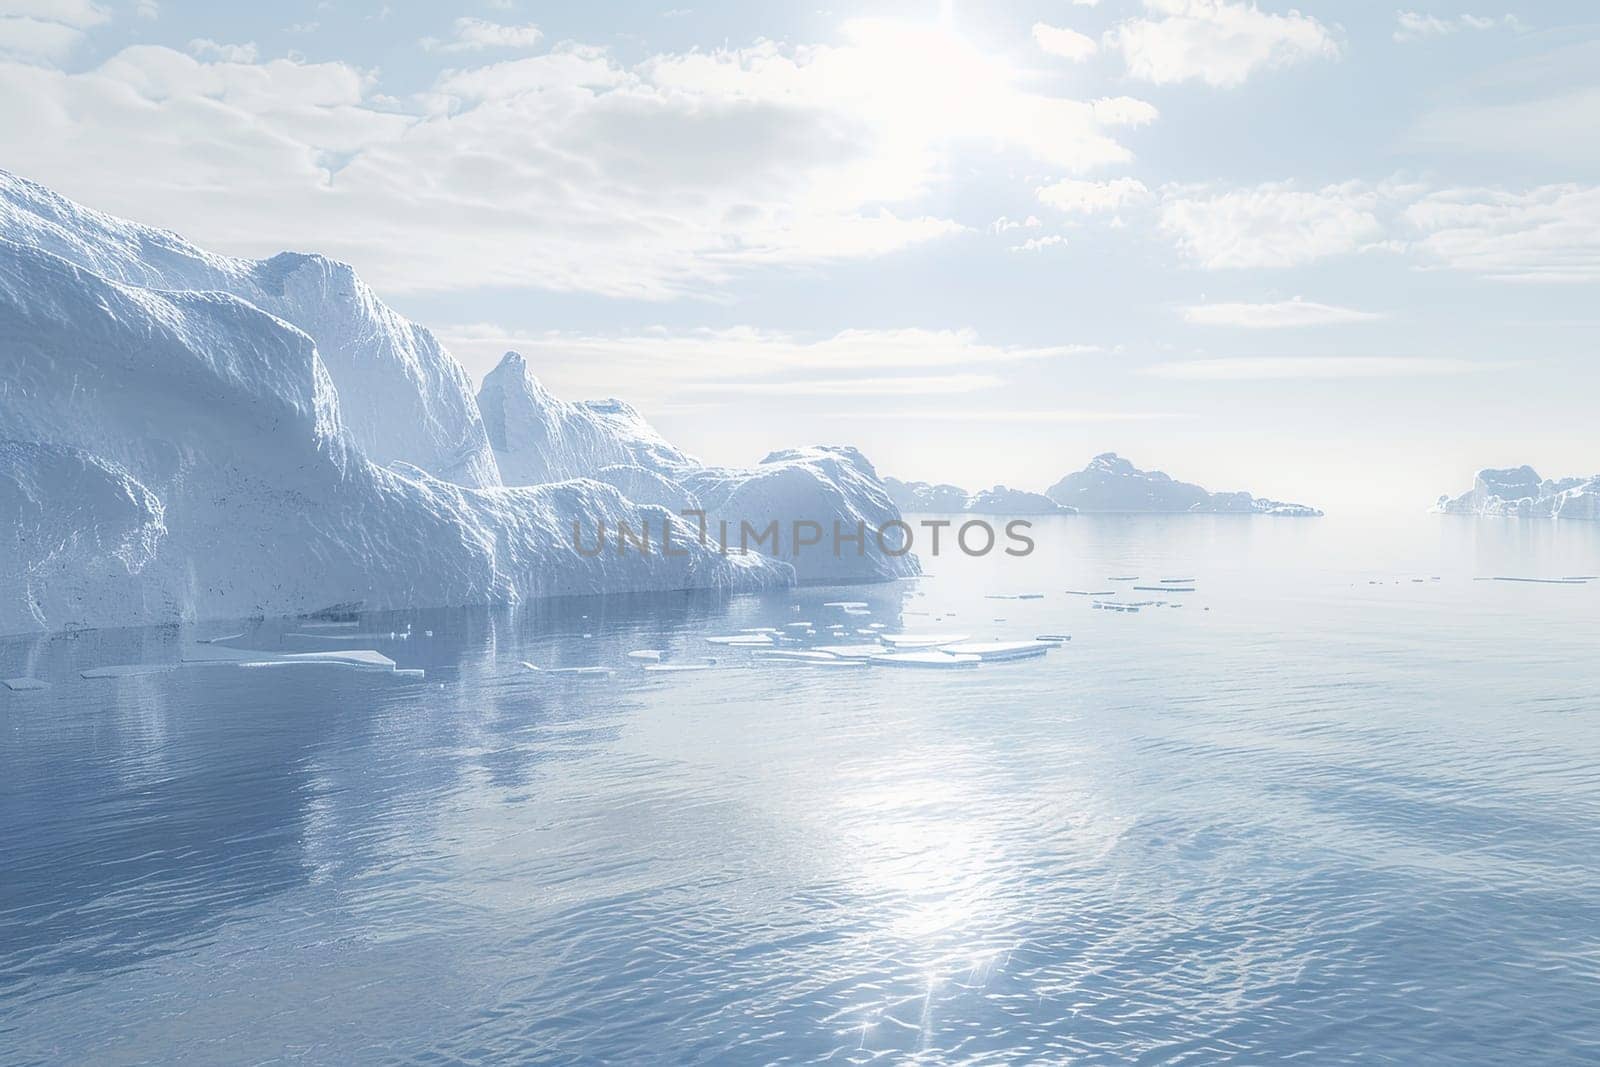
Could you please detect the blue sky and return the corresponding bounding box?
[2,0,1596,513]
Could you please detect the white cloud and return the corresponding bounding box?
[437,325,1096,399]
[1106,0,1338,88]
[1032,22,1097,62]
[690,373,1003,396]
[1181,298,1382,327]
[988,215,1042,233]
[1011,233,1069,252]
[0,21,1155,298]
[135,0,156,18]
[187,38,258,63]
[1037,176,1150,213]
[0,0,108,63]
[1158,180,1396,269]
[831,408,1182,423]
[1393,11,1523,42]
[421,17,542,53]
[1145,357,1484,379]
[1404,184,1600,282]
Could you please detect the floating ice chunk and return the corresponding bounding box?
[643,663,720,673]
[1107,577,1139,582]
[804,659,870,669]
[3,677,50,691]
[842,607,873,616]
[1160,578,1196,584]
[706,634,774,646]
[812,644,888,659]
[939,640,1053,661]
[984,594,1045,601]
[823,601,869,609]
[740,628,780,634]
[300,621,360,630]
[82,663,179,678]
[879,633,972,648]
[264,650,399,671]
[784,622,813,629]
[1035,634,1072,643]
[1065,590,1115,596]
[1491,576,1587,585]
[198,632,245,644]
[395,668,426,679]
[1135,585,1193,592]
[755,650,840,662]
[627,649,665,661]
[869,650,981,668]
[546,666,614,677]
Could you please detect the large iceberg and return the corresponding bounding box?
[1046,453,1322,515]
[0,170,915,635]
[0,171,500,488]
[1435,466,1600,520]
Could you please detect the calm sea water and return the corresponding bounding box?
[3,516,1599,1064]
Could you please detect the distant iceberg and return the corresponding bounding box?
[884,478,1076,515]
[1434,466,1600,520]
[1047,454,1323,515]
[887,453,1320,516]
[0,170,914,635]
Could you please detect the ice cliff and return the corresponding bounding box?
[1435,466,1600,519]
[1046,454,1322,515]
[477,352,918,584]
[0,171,914,635]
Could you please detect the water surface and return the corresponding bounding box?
[3,516,1599,1063]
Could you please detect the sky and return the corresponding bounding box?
[1,0,1596,514]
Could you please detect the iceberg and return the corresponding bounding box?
[883,477,973,513]
[884,477,1075,515]
[1046,453,1323,515]
[964,486,1074,515]
[1,170,918,635]
[1434,466,1600,520]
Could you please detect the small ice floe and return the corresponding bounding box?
[1035,634,1072,643]
[1159,578,1196,584]
[1107,576,1139,582]
[784,622,813,630]
[939,640,1053,661]
[82,663,180,679]
[812,644,888,660]
[1065,590,1115,597]
[395,668,427,680]
[521,662,612,676]
[706,634,774,646]
[424,630,434,637]
[3,677,50,691]
[198,632,245,644]
[869,650,981,669]
[1490,576,1589,585]
[984,594,1045,601]
[741,627,780,634]
[823,601,869,609]
[879,633,972,648]
[285,632,401,642]
[644,663,720,673]
[299,621,359,630]
[755,650,840,663]
[1135,585,1193,592]
[627,649,665,661]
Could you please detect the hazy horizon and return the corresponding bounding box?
[3,0,1596,515]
